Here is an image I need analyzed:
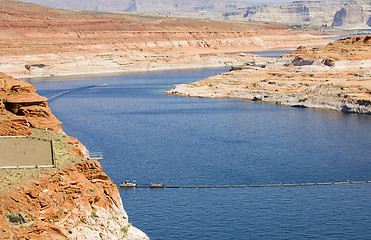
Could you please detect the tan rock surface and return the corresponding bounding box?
[166,35,371,114]
[0,0,329,78]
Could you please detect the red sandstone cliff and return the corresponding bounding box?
[0,161,148,239]
[0,72,62,135]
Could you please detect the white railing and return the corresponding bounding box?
[86,152,103,160]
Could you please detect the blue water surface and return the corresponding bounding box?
[27,68,371,239]
[325,31,371,40]
[247,50,293,58]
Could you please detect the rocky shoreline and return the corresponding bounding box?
[0,161,149,239]
[3,51,273,79]
[2,36,328,79]
[166,36,371,114]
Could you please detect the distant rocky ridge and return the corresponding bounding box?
[225,0,371,29]
[20,0,371,29]
[166,35,371,114]
[19,0,248,13]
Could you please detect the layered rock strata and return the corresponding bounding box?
[224,0,371,29]
[20,0,247,13]
[166,35,371,114]
[0,0,329,78]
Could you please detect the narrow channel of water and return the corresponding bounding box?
[247,50,294,58]
[28,68,371,239]
[325,31,371,40]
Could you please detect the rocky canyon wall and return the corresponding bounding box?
[224,0,371,29]
[19,0,246,13]
[19,0,371,29]
[0,0,329,78]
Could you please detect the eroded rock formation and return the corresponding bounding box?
[166,35,371,114]
[0,161,148,239]
[0,72,62,135]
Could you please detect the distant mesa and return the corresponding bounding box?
[224,0,371,29]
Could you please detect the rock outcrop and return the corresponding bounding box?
[0,72,62,135]
[224,0,371,29]
[331,1,370,27]
[284,35,371,61]
[166,35,371,114]
[0,0,329,78]
[0,161,148,240]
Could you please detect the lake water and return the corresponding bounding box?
[247,50,294,58]
[27,68,371,239]
[325,31,371,40]
[225,50,293,58]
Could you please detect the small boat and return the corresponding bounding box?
[120,180,137,188]
[149,183,164,188]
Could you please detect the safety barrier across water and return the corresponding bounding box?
[119,180,370,189]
